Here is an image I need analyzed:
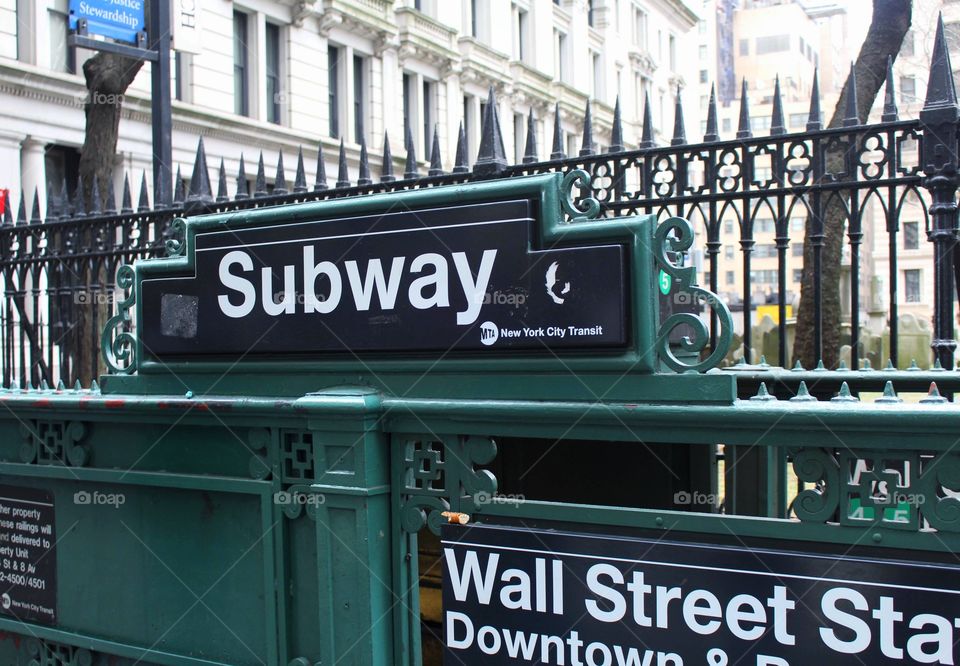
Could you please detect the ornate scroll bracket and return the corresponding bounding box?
[100,264,137,375]
[654,216,733,372]
[560,169,601,222]
[164,217,186,257]
[19,421,88,467]
[398,435,497,536]
[789,447,960,534]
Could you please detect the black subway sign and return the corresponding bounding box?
[141,199,627,356]
[442,523,960,665]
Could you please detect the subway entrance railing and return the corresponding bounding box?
[6,15,960,390]
[0,165,956,666]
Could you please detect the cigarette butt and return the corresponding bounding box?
[441,511,470,525]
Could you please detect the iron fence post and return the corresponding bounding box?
[921,16,960,370]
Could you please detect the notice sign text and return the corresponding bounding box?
[0,485,56,625]
[442,524,960,665]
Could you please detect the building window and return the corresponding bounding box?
[514,5,529,62]
[587,0,595,26]
[514,112,525,163]
[900,76,917,104]
[723,220,733,235]
[756,35,790,55]
[422,79,436,157]
[265,23,281,124]
[590,51,602,98]
[903,221,919,250]
[724,246,734,259]
[403,73,414,136]
[699,69,708,84]
[233,11,250,117]
[669,35,677,70]
[899,29,914,58]
[633,6,647,49]
[698,20,707,34]
[470,0,479,37]
[944,21,960,51]
[328,45,340,137]
[556,31,569,82]
[698,44,707,60]
[792,243,803,257]
[739,38,748,56]
[726,271,735,285]
[904,269,921,303]
[793,269,803,283]
[754,244,777,258]
[49,0,77,73]
[354,54,366,142]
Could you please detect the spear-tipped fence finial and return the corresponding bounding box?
[254,153,267,197]
[640,90,655,148]
[30,188,41,224]
[609,96,625,153]
[429,125,444,176]
[74,177,86,217]
[771,75,786,136]
[274,152,288,195]
[404,122,419,180]
[551,102,565,159]
[104,178,117,214]
[173,166,186,205]
[523,109,539,162]
[579,99,595,156]
[235,154,250,199]
[882,55,899,122]
[381,132,397,182]
[216,159,229,202]
[294,147,308,193]
[138,172,150,211]
[358,135,373,185]
[807,67,822,130]
[187,136,212,203]
[737,78,752,139]
[16,190,27,225]
[121,173,133,213]
[704,84,719,142]
[924,13,958,111]
[453,122,470,173]
[3,188,13,225]
[90,176,102,214]
[671,86,686,146]
[58,178,71,219]
[842,63,860,127]
[336,138,350,188]
[315,144,328,191]
[475,86,508,175]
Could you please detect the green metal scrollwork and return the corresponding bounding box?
[165,217,186,257]
[916,453,960,532]
[790,448,840,523]
[100,264,137,375]
[654,217,733,372]
[560,169,601,221]
[398,435,498,535]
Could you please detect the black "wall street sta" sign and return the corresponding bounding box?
[141,199,627,356]
[442,523,960,665]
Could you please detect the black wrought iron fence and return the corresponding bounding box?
[2,19,958,388]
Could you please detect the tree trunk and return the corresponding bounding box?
[77,53,144,208]
[792,0,911,369]
[75,52,143,385]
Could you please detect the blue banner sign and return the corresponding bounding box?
[69,0,145,44]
